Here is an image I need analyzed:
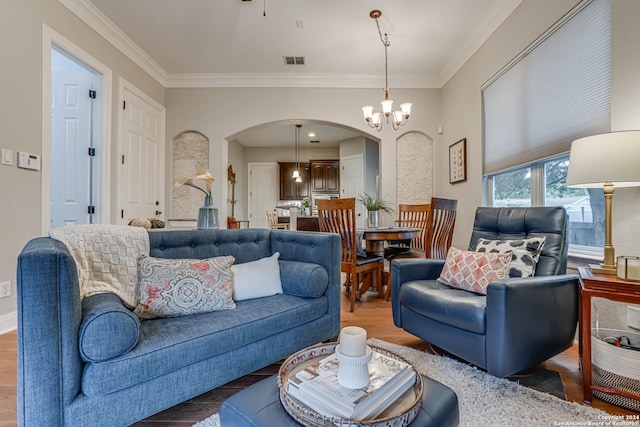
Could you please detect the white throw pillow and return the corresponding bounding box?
[232,252,283,301]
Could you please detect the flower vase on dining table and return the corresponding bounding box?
[367,209,379,229]
[197,195,219,230]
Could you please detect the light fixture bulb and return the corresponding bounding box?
[362,106,374,120]
[381,99,393,115]
[400,103,412,118]
[392,110,403,125]
[372,112,382,127]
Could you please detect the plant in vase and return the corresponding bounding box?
[356,193,394,229]
[174,169,219,229]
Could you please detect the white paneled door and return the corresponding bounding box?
[248,162,279,229]
[118,82,165,224]
[340,154,365,228]
[50,71,92,228]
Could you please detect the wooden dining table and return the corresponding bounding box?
[360,227,421,256]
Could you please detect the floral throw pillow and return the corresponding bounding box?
[134,255,236,319]
[437,247,512,294]
[475,237,546,278]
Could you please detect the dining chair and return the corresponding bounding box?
[317,198,384,312]
[384,197,458,300]
[266,210,289,230]
[384,203,431,258]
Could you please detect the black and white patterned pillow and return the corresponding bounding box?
[475,237,546,278]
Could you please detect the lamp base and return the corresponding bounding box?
[589,263,617,275]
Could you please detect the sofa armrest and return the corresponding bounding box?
[485,274,579,377]
[17,237,84,426]
[270,230,342,338]
[391,258,446,327]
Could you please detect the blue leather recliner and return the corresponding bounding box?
[391,207,579,378]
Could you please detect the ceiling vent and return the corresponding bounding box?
[283,56,305,65]
[310,140,320,144]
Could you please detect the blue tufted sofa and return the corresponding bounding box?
[17,228,341,427]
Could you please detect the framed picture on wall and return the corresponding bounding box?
[449,138,467,184]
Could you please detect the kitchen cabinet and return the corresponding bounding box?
[279,162,310,200]
[310,160,340,193]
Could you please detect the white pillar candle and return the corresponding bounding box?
[339,326,367,357]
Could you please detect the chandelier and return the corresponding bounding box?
[291,124,302,183]
[362,10,412,132]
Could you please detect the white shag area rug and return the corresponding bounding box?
[193,338,613,427]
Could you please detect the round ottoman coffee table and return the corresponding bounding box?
[219,373,459,427]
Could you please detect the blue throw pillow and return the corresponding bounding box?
[279,260,328,298]
[79,293,140,362]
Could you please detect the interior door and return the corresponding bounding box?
[118,84,165,224]
[340,154,365,228]
[248,162,279,229]
[50,71,92,228]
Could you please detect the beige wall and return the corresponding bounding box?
[0,0,164,327]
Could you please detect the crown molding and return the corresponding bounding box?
[57,0,168,86]
[439,0,523,86]
[164,73,440,89]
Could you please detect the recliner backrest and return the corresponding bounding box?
[468,207,569,276]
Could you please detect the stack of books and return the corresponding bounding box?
[287,350,416,421]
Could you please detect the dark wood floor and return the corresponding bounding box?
[1,289,636,427]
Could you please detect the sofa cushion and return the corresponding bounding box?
[232,252,282,301]
[475,237,546,278]
[400,279,487,334]
[79,293,141,362]
[81,293,328,396]
[279,261,328,298]
[438,247,511,294]
[134,255,236,319]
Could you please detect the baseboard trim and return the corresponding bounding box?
[0,311,17,335]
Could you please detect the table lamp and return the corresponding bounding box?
[566,131,640,274]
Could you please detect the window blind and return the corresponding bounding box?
[482,0,610,175]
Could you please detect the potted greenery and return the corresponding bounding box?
[357,193,394,228]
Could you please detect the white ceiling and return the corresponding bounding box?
[72,0,523,147]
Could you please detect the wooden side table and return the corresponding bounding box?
[577,267,640,404]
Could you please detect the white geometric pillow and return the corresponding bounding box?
[475,237,546,278]
[437,247,512,294]
[134,255,236,319]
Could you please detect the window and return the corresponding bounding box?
[487,154,604,249]
[482,0,610,253]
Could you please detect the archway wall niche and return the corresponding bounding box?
[396,131,434,207]
[172,130,210,220]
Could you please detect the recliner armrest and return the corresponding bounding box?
[391,258,446,327]
[485,274,579,377]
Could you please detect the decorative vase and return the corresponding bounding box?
[197,195,219,230]
[367,210,379,229]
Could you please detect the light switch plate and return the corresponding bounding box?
[1,149,13,166]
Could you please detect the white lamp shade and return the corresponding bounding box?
[371,112,381,127]
[362,106,374,120]
[381,99,393,114]
[566,131,640,188]
[392,110,403,124]
[295,176,302,183]
[400,103,412,117]
[292,170,300,179]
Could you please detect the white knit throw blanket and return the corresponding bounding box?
[49,224,150,308]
